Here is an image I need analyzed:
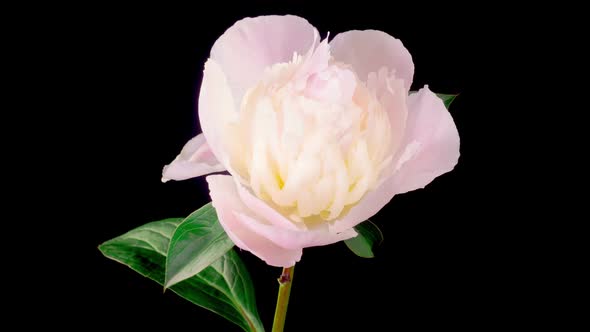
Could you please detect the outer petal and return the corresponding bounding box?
[234,179,357,249]
[330,30,414,91]
[207,175,302,267]
[329,178,397,233]
[366,67,408,167]
[330,86,460,232]
[198,59,237,169]
[161,134,225,182]
[235,180,301,231]
[211,15,319,103]
[389,86,460,194]
[236,212,357,250]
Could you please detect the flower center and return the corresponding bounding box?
[226,56,393,224]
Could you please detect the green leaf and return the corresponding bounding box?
[344,220,384,258]
[99,218,265,332]
[409,91,458,110]
[436,93,458,109]
[165,203,234,288]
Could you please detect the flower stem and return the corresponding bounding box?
[271,265,295,332]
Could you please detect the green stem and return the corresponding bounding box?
[271,265,295,332]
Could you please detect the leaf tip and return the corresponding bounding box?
[97,242,108,255]
[433,92,459,110]
[163,278,172,290]
[163,275,180,290]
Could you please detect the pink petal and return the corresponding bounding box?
[330,86,459,232]
[206,175,302,267]
[198,59,237,169]
[329,176,398,233]
[236,211,357,250]
[330,30,414,91]
[235,180,301,231]
[293,35,329,89]
[161,134,225,182]
[366,67,408,166]
[234,179,357,249]
[389,86,460,194]
[304,66,357,104]
[211,15,319,103]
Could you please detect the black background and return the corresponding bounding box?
[44,2,528,330]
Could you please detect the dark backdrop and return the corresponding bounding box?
[59,2,514,330]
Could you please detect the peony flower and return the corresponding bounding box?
[162,15,460,267]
